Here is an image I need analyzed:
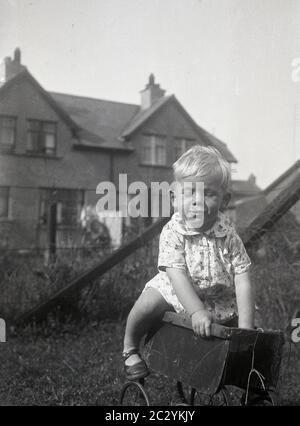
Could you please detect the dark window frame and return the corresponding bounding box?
[27,119,57,156]
[140,134,167,166]
[39,188,85,228]
[174,137,196,160]
[0,187,9,219]
[0,115,17,153]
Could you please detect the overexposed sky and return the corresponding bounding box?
[1,0,300,188]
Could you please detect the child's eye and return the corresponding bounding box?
[205,191,216,197]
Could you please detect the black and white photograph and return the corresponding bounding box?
[0,0,299,409]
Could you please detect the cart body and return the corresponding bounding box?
[144,312,284,395]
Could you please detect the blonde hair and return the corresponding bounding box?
[173,145,231,191]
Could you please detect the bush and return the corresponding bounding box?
[1,211,299,332]
[0,230,159,323]
[0,245,111,321]
[249,213,300,331]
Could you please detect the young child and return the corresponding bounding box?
[123,145,255,381]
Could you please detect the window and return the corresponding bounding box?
[0,187,9,218]
[141,135,167,166]
[39,189,84,227]
[27,120,57,155]
[0,116,16,152]
[175,139,193,159]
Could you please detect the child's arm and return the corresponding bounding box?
[166,268,212,337]
[235,271,255,329]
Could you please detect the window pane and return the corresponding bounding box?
[43,122,56,133]
[40,189,83,226]
[61,205,78,225]
[1,117,15,128]
[39,200,47,225]
[45,134,56,153]
[0,188,9,218]
[27,120,56,155]
[56,202,63,224]
[27,131,40,152]
[0,127,15,145]
[156,146,165,165]
[175,139,186,159]
[0,117,16,149]
[156,138,165,148]
[141,138,152,164]
[28,120,40,131]
[154,138,166,165]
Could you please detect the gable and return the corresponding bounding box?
[132,98,204,142]
[123,96,237,162]
[0,71,78,131]
[0,73,78,158]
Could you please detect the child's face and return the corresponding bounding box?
[174,174,225,230]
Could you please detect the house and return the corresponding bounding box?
[230,174,262,203]
[232,161,300,232]
[264,160,300,223]
[0,48,237,252]
[226,174,265,228]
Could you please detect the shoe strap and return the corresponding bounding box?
[122,348,140,361]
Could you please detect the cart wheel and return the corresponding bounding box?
[175,382,191,405]
[191,386,232,406]
[120,380,150,406]
[267,390,278,406]
[241,389,277,406]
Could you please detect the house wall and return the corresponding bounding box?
[0,78,112,250]
[112,101,208,220]
[0,78,214,251]
[113,101,207,187]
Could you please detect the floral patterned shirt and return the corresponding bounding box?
[144,211,251,321]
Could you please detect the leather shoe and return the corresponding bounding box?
[123,349,149,381]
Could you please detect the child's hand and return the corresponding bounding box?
[191,310,213,338]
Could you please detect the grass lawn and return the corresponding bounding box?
[0,320,299,406]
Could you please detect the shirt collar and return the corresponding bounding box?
[170,211,231,238]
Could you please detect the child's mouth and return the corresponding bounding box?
[187,209,208,218]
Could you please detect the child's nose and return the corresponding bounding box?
[193,198,206,208]
[193,198,204,206]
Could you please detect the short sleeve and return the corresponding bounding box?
[158,222,187,272]
[228,229,251,275]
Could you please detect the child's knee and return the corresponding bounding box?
[133,288,169,316]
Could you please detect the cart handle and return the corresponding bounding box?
[162,311,238,340]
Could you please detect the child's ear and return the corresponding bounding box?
[169,190,176,213]
[170,190,175,205]
[220,192,231,211]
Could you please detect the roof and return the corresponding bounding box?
[196,125,237,163]
[234,195,268,230]
[121,95,172,138]
[121,94,237,163]
[0,64,236,159]
[241,170,300,246]
[234,161,300,232]
[230,179,262,196]
[0,70,79,131]
[51,92,139,151]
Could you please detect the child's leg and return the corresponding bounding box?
[123,287,171,365]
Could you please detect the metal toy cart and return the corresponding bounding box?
[120,312,285,406]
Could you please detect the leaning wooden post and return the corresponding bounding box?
[48,199,57,262]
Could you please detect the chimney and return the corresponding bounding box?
[140,74,165,110]
[0,48,25,86]
[248,173,256,185]
[14,47,21,65]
